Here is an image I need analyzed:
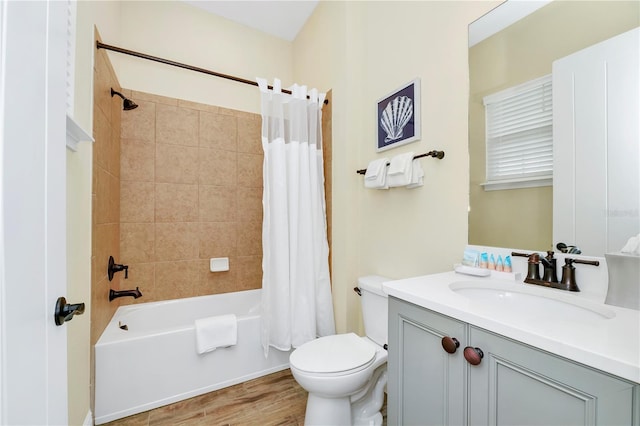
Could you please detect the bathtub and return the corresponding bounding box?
[94,289,291,424]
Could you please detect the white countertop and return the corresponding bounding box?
[383,271,640,384]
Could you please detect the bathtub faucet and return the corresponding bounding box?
[109,287,142,302]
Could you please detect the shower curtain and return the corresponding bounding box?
[257,78,335,357]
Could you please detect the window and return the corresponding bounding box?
[482,74,552,191]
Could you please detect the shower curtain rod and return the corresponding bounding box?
[96,41,329,105]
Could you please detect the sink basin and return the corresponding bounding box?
[449,281,616,321]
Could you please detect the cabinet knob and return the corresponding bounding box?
[463,346,484,365]
[441,336,460,354]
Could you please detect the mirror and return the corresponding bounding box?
[468,0,640,256]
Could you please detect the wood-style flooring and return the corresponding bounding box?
[102,369,387,426]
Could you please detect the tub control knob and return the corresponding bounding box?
[441,336,460,354]
[464,346,484,365]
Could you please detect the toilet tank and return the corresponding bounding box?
[358,275,390,347]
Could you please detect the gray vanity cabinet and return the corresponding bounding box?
[388,296,640,426]
[387,296,467,425]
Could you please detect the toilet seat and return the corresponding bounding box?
[290,333,376,376]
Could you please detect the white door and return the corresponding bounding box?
[0,1,68,424]
[553,27,640,256]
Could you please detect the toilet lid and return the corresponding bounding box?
[290,333,376,374]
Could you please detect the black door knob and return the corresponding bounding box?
[54,297,85,326]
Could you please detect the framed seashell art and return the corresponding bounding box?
[376,78,421,152]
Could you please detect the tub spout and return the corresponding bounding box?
[109,287,142,302]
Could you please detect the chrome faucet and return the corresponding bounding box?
[109,287,142,302]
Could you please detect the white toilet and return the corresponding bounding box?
[289,275,389,426]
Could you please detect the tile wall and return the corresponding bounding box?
[91,34,123,346]
[117,90,265,304]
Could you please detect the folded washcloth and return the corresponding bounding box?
[387,152,414,187]
[364,158,389,189]
[621,233,640,255]
[406,159,424,189]
[195,314,237,354]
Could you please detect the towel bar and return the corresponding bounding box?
[356,150,445,175]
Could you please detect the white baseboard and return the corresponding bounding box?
[83,410,93,426]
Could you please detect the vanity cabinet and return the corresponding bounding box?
[388,296,639,426]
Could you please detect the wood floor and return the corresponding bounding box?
[102,369,387,426]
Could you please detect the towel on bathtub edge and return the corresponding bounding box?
[195,314,238,354]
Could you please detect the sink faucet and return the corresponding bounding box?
[109,287,142,302]
[511,251,600,292]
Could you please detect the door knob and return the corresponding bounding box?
[441,336,460,354]
[54,297,85,326]
[464,346,484,365]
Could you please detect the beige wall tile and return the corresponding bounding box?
[129,90,178,106]
[121,138,155,182]
[155,143,199,184]
[156,104,199,147]
[155,222,199,261]
[95,167,119,225]
[155,260,201,300]
[199,111,237,151]
[109,95,122,178]
[199,185,237,222]
[117,262,155,305]
[237,153,262,188]
[120,223,155,263]
[237,115,262,154]
[93,106,111,172]
[94,223,120,283]
[199,222,237,259]
[198,259,237,295]
[121,100,155,141]
[237,187,262,223]
[236,256,262,291]
[198,148,237,186]
[155,183,198,223]
[237,221,262,256]
[121,181,155,223]
[178,99,219,114]
[93,50,113,124]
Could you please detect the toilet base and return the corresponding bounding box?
[304,393,352,426]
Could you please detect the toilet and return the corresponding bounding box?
[289,275,389,426]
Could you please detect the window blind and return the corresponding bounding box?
[483,74,552,189]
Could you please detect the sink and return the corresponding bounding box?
[449,281,616,321]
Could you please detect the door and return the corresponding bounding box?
[388,298,467,426]
[0,1,68,424]
[467,326,637,426]
[553,27,640,255]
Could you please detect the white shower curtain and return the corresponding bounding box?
[257,78,336,357]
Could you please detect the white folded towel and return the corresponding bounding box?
[195,314,237,354]
[621,233,640,255]
[406,159,424,189]
[387,152,414,187]
[364,158,389,189]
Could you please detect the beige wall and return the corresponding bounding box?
[468,1,640,252]
[294,1,498,333]
[69,2,122,424]
[118,90,264,303]
[113,1,294,114]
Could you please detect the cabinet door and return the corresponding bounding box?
[388,297,467,426]
[467,326,639,426]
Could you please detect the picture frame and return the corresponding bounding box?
[376,78,421,152]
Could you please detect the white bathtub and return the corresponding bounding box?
[94,289,291,424]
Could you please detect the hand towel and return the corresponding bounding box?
[621,233,640,255]
[195,314,237,354]
[364,158,389,189]
[406,159,424,189]
[387,152,414,187]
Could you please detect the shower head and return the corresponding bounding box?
[110,88,138,111]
